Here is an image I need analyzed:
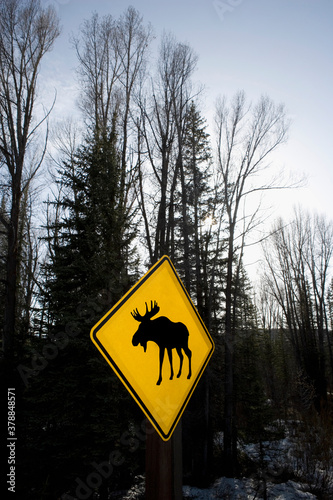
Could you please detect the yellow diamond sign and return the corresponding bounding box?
[90,255,214,441]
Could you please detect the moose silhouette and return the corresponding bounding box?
[131,300,192,385]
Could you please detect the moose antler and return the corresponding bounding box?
[146,300,160,319]
[131,300,160,322]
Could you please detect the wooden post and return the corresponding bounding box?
[145,422,182,500]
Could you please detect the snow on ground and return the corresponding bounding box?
[121,477,316,499]
[121,475,317,500]
[120,420,332,499]
[183,478,316,499]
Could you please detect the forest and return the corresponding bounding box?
[1,1,333,499]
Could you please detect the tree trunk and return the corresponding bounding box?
[3,226,17,356]
[223,230,237,476]
[179,154,191,290]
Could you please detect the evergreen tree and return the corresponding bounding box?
[19,123,142,498]
[174,102,214,311]
[45,123,136,327]
[174,102,225,486]
[233,266,271,443]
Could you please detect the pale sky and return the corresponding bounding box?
[40,0,333,271]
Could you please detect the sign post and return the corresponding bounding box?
[145,424,182,500]
[90,256,214,495]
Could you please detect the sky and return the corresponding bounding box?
[40,0,333,272]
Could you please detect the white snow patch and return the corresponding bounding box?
[122,420,333,499]
[183,477,316,499]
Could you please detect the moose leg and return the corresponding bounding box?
[167,348,174,380]
[184,346,192,379]
[157,347,165,385]
[176,347,183,378]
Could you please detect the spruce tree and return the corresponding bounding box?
[174,102,221,486]
[20,122,141,498]
[233,266,271,443]
[175,102,213,308]
[45,123,135,327]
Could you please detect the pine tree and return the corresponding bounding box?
[45,123,135,328]
[174,102,213,307]
[234,266,272,443]
[19,122,142,498]
[174,102,223,486]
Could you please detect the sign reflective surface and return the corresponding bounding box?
[90,255,215,440]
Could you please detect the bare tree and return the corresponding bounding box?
[137,33,198,265]
[170,40,198,288]
[0,0,60,356]
[215,91,290,475]
[73,12,121,131]
[73,7,152,235]
[116,7,153,197]
[307,214,333,387]
[262,210,333,408]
